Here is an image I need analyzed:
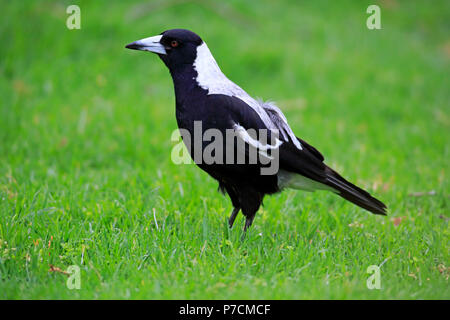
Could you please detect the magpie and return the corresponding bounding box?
[126,29,387,231]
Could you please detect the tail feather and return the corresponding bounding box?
[324,166,387,215]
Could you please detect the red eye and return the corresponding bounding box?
[171,40,179,48]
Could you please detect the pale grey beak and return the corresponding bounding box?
[125,35,167,55]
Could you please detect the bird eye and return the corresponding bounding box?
[171,40,179,48]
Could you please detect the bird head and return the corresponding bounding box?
[125,29,203,71]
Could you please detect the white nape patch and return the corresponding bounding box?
[193,42,302,151]
[277,170,335,192]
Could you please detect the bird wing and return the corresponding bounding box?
[206,94,387,215]
[205,94,281,155]
[206,94,327,181]
[259,99,324,161]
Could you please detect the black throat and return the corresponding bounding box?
[168,63,208,110]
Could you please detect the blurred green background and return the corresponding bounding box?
[0,0,448,299]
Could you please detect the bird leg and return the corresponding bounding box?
[243,215,255,232]
[228,207,240,228]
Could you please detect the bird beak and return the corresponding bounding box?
[125,35,167,55]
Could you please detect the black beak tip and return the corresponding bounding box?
[125,42,139,50]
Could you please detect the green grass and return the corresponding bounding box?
[0,0,449,299]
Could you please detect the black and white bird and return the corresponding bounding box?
[126,29,387,231]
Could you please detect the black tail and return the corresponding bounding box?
[324,166,387,215]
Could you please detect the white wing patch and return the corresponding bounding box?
[193,42,302,151]
[259,100,303,150]
[234,124,282,149]
[234,124,282,160]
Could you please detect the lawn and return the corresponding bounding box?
[0,0,448,299]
